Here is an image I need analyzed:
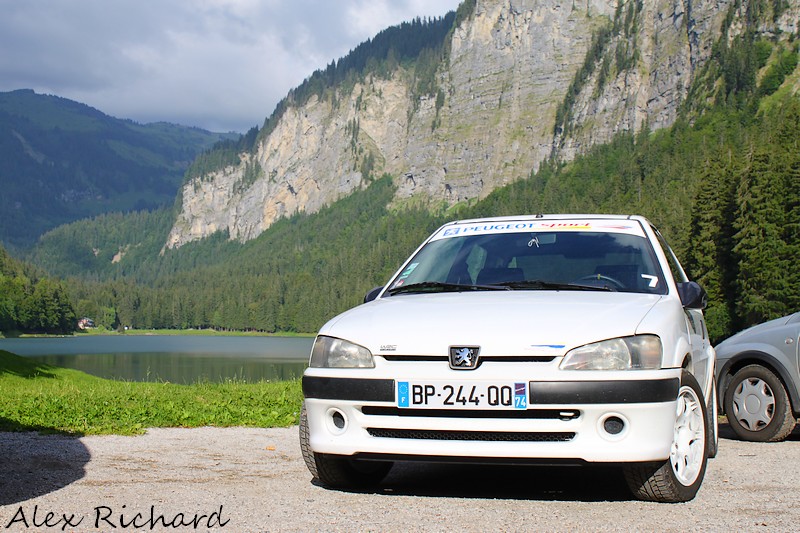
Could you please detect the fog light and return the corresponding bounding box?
[603,416,625,435]
[332,410,345,429]
[325,408,348,435]
[597,413,629,441]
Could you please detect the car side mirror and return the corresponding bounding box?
[677,281,707,310]
[364,286,383,303]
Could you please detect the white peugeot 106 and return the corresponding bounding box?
[300,214,716,502]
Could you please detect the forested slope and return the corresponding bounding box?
[65,178,441,333]
[0,244,75,335]
[0,89,236,248]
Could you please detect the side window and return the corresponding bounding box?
[653,227,688,284]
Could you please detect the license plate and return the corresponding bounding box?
[397,381,528,409]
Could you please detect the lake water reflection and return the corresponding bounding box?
[0,335,312,384]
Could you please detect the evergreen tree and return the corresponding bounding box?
[686,154,737,340]
[733,147,790,324]
[22,278,76,334]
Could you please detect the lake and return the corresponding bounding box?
[0,335,313,384]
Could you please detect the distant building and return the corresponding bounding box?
[77,317,95,330]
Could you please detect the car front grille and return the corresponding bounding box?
[366,428,575,442]
[361,406,580,420]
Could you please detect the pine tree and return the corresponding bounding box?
[687,154,737,340]
[733,147,790,324]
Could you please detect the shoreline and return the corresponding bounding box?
[2,328,316,339]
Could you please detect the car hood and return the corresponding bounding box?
[320,291,663,357]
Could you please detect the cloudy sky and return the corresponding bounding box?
[0,0,462,133]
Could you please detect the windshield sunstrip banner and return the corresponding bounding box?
[432,220,645,241]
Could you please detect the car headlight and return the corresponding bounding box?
[309,336,375,368]
[560,335,662,370]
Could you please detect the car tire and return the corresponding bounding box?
[707,376,719,459]
[723,364,796,442]
[623,370,708,502]
[299,403,392,489]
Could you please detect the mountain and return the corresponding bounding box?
[23,0,800,341]
[0,89,238,248]
[164,0,800,249]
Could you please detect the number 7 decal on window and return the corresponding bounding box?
[641,274,659,288]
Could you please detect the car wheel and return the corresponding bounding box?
[707,376,719,459]
[723,364,796,442]
[299,403,392,489]
[624,370,708,502]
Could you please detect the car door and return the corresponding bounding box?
[784,313,800,397]
[654,228,714,394]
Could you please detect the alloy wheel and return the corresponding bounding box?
[670,385,706,486]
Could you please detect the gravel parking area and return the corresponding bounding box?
[1,423,799,532]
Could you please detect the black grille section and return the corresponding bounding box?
[367,428,575,442]
[302,376,394,402]
[382,355,445,362]
[485,356,556,363]
[381,355,555,363]
[361,406,580,420]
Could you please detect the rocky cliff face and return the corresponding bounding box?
[166,0,792,249]
[553,0,734,159]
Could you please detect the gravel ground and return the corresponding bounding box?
[1,423,799,532]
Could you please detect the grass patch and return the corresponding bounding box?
[0,350,303,436]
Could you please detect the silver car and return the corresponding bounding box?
[716,312,800,442]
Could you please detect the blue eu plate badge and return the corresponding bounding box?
[398,382,410,407]
[514,382,527,409]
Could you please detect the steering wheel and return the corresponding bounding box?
[573,274,625,290]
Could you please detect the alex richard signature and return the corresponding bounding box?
[4,504,229,530]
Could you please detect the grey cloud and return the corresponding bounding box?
[0,0,461,132]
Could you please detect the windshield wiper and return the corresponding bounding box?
[387,279,616,296]
[493,280,615,292]
[386,281,509,296]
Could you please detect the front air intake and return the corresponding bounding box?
[367,428,574,442]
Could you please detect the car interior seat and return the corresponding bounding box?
[593,264,641,290]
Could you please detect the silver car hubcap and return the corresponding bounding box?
[732,377,775,431]
[670,385,705,486]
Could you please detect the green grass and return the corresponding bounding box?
[0,350,303,436]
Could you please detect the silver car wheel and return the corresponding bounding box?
[670,385,706,486]
[731,377,775,431]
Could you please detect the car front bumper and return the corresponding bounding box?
[303,366,682,464]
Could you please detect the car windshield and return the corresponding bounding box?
[386,226,667,296]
